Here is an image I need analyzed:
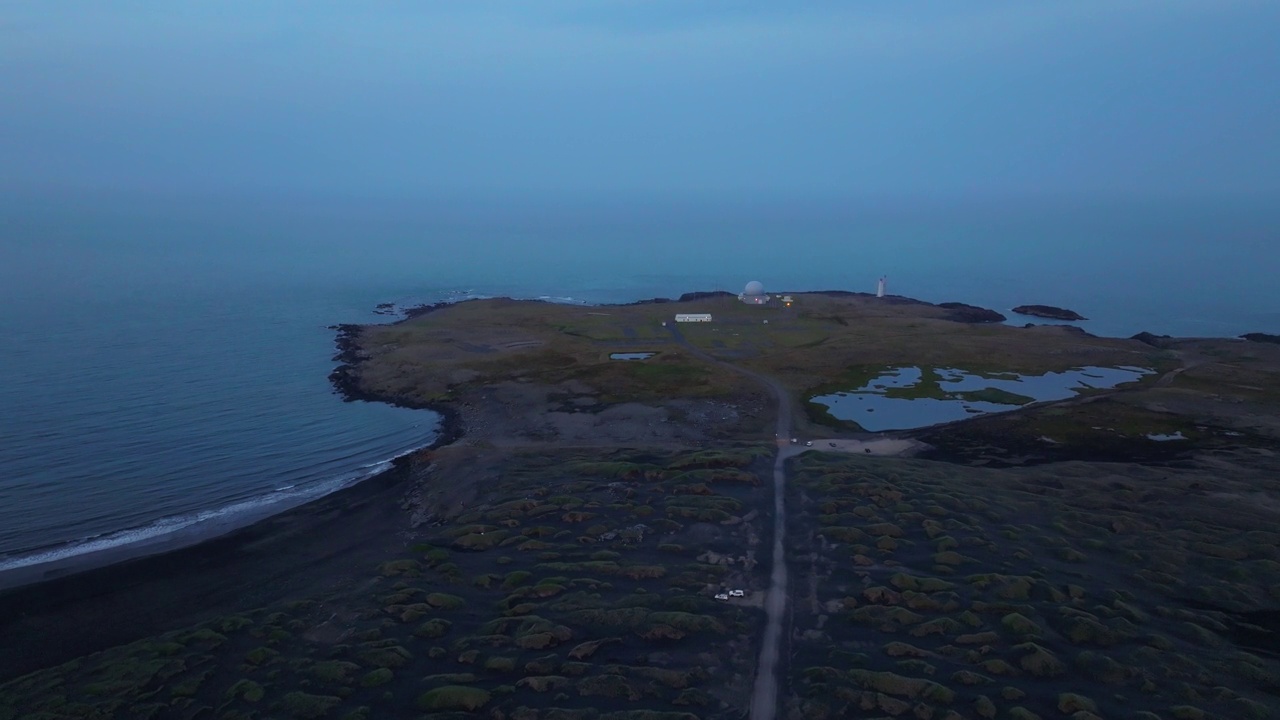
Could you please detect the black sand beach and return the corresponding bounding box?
[0,452,428,682]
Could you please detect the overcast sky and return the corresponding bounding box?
[2,1,1277,202]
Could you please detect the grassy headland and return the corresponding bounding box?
[3,291,1279,719]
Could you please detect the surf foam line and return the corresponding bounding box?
[0,455,404,574]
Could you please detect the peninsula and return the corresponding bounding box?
[2,291,1278,720]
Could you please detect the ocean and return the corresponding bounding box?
[1,193,1276,578]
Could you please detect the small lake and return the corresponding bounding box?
[811,365,1152,431]
[610,352,656,361]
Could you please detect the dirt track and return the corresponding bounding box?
[666,324,791,720]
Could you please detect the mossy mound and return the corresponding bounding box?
[883,642,933,658]
[567,638,619,660]
[1000,612,1043,639]
[1014,643,1066,677]
[225,679,265,702]
[452,531,508,551]
[850,605,926,628]
[360,668,393,687]
[310,660,361,683]
[1062,616,1121,646]
[483,656,516,672]
[416,686,492,712]
[1057,693,1098,714]
[517,675,570,693]
[909,617,965,637]
[956,631,1000,645]
[378,559,422,577]
[576,674,639,700]
[414,619,453,639]
[848,670,955,704]
[951,670,992,686]
[426,593,466,610]
[279,691,342,719]
[358,645,411,669]
[889,573,956,592]
[865,523,906,538]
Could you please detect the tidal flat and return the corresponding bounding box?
[2,291,1278,719]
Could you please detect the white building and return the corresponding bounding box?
[675,313,712,322]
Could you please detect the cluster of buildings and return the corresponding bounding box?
[673,280,780,323]
[671,278,885,323]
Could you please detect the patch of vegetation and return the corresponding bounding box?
[416,686,492,712]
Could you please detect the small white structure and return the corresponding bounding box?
[729,589,745,598]
[876,276,887,298]
[714,593,730,602]
[675,313,712,322]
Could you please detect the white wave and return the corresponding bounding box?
[0,458,398,574]
[534,295,589,305]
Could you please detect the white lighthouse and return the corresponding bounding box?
[876,276,887,298]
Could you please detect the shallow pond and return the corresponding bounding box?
[610,352,656,361]
[812,365,1152,431]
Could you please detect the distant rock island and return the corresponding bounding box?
[1242,332,1280,344]
[1012,304,1087,321]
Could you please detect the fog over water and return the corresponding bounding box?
[1,2,1277,570]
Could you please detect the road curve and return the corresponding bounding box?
[664,325,790,720]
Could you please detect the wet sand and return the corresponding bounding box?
[0,453,424,683]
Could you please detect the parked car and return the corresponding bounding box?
[729,589,745,598]
[714,593,730,601]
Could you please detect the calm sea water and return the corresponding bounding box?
[0,194,1276,573]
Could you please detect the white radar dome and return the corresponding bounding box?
[743,280,765,295]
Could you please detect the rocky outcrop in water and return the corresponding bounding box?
[1012,305,1087,321]
[1242,333,1280,344]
